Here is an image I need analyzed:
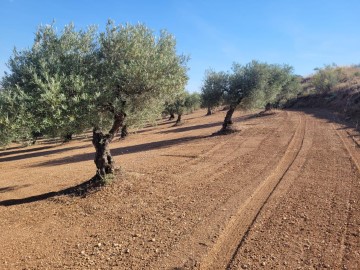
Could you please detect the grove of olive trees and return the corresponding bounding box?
[0,20,303,182]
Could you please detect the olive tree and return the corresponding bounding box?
[1,21,188,179]
[163,90,187,125]
[163,100,177,120]
[220,61,297,132]
[200,70,228,115]
[89,21,189,177]
[184,92,201,113]
[163,91,199,125]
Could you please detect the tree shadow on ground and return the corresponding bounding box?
[131,113,214,134]
[132,128,159,134]
[234,111,276,122]
[0,176,102,207]
[182,114,208,121]
[150,120,176,127]
[0,145,55,157]
[32,135,206,167]
[0,184,31,194]
[128,120,176,135]
[157,121,224,134]
[0,187,15,193]
[0,144,90,163]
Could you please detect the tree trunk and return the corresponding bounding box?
[169,113,175,121]
[175,114,182,125]
[265,102,272,111]
[206,107,212,116]
[120,124,128,139]
[92,112,125,177]
[221,105,235,131]
[31,131,42,145]
[63,133,73,142]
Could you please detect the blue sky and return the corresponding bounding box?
[1,0,359,92]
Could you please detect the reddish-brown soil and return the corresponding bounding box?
[0,109,359,270]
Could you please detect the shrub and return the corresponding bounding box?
[312,64,344,93]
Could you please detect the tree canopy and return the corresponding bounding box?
[200,60,300,132]
[1,23,99,142]
[200,70,228,115]
[0,21,188,141]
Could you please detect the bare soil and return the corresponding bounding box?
[0,109,359,270]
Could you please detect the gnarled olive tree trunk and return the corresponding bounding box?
[206,107,212,116]
[63,133,73,142]
[175,113,182,125]
[168,113,175,121]
[120,124,128,139]
[221,105,235,131]
[265,102,272,111]
[92,112,125,177]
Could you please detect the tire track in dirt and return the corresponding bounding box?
[155,112,293,220]
[199,112,307,270]
[330,121,360,268]
[136,111,291,216]
[180,119,298,235]
[337,189,352,269]
[227,111,360,270]
[168,111,290,182]
[143,111,297,269]
[147,111,300,269]
[227,113,315,269]
[332,123,360,173]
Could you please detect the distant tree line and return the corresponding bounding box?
[163,91,201,125]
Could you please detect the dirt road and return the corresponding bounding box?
[0,109,359,269]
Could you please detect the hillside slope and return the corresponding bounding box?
[286,66,360,126]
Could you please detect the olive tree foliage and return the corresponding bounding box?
[273,75,302,107]
[210,60,299,132]
[1,23,99,142]
[0,88,34,146]
[184,92,201,113]
[200,70,228,115]
[96,22,188,127]
[238,63,298,110]
[1,21,188,178]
